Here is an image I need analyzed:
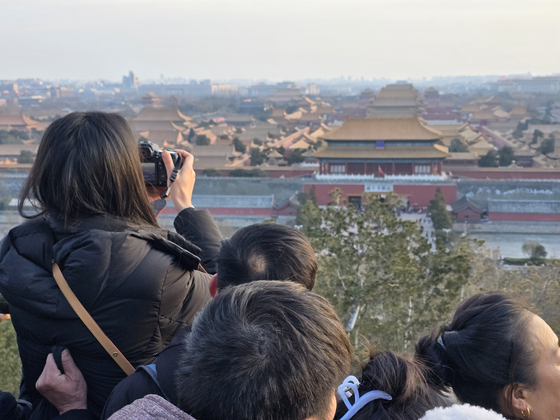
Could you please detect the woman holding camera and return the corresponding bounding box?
[0,112,220,419]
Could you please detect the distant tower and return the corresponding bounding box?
[122,71,140,90]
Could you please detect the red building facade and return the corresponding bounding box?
[314,118,449,177]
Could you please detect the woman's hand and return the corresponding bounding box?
[161,149,195,212]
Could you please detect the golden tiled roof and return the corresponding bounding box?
[133,108,191,122]
[321,118,442,141]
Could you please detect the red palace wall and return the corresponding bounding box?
[304,184,365,206]
[393,184,457,207]
[488,213,560,222]
[446,169,560,180]
[305,183,457,207]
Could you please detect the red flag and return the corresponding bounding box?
[378,165,385,176]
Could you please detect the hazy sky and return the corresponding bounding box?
[2,0,559,82]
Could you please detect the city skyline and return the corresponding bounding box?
[2,0,560,82]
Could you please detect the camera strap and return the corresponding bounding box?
[160,165,180,200]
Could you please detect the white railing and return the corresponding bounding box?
[315,173,447,181]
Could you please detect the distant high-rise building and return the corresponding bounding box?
[122,71,140,90]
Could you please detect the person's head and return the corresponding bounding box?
[334,350,450,420]
[20,112,157,227]
[211,223,317,294]
[416,292,560,420]
[176,280,352,420]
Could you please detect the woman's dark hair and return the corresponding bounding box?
[334,350,450,420]
[415,292,538,415]
[19,112,158,227]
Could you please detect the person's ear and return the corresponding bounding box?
[209,274,218,297]
[504,384,529,417]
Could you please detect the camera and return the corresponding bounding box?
[139,141,183,187]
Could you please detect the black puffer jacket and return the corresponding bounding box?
[0,211,214,419]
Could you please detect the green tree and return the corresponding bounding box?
[285,105,298,114]
[287,149,304,165]
[0,130,24,145]
[522,241,548,262]
[187,128,196,143]
[229,168,267,177]
[498,146,515,167]
[9,129,29,140]
[295,185,318,225]
[18,150,36,164]
[300,195,476,352]
[478,150,498,167]
[202,168,221,177]
[539,137,555,155]
[428,187,452,231]
[0,321,22,396]
[232,137,246,153]
[250,148,266,166]
[196,135,211,146]
[449,138,469,153]
[532,129,544,145]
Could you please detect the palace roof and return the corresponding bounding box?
[270,109,286,118]
[130,121,186,132]
[371,97,421,107]
[136,130,183,146]
[133,108,191,122]
[313,145,449,159]
[321,118,442,141]
[446,152,479,161]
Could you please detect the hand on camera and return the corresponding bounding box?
[161,149,195,212]
[36,350,87,414]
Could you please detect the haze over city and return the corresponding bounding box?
[2,0,560,81]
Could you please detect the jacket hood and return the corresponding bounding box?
[0,215,201,319]
[421,404,506,420]
[107,394,196,420]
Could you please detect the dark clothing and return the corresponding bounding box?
[173,209,221,275]
[100,327,189,419]
[0,209,218,419]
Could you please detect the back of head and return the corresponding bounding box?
[217,223,317,290]
[415,292,536,413]
[176,280,352,420]
[335,350,449,420]
[20,111,157,227]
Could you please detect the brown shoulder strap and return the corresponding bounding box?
[52,262,136,376]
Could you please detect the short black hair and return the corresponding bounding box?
[415,292,537,414]
[335,350,450,420]
[176,281,352,420]
[217,224,317,291]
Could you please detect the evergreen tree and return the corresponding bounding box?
[428,188,452,231]
[232,137,246,153]
[196,135,210,146]
[449,138,468,153]
[250,148,266,166]
[299,194,476,352]
[478,150,498,167]
[498,146,515,167]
